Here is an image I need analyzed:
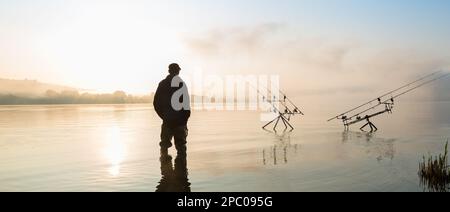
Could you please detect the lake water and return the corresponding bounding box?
[0,102,449,192]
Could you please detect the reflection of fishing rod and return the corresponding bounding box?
[327,70,444,122]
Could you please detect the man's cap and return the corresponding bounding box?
[169,63,181,71]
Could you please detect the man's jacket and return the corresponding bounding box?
[153,74,191,128]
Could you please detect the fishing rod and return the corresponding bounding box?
[327,70,444,122]
[258,83,305,116]
[249,83,304,132]
[257,83,306,124]
[277,88,304,116]
[329,71,449,132]
[250,84,282,114]
[391,72,449,99]
[252,84,295,131]
[346,72,449,121]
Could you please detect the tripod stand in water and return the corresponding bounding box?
[251,84,304,132]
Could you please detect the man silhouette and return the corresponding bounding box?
[153,63,191,155]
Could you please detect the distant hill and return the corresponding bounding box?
[0,78,155,105]
[0,78,77,97]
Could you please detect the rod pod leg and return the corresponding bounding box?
[263,116,279,130]
[273,116,281,131]
[281,116,288,131]
[282,116,294,131]
[369,122,378,132]
[360,122,370,131]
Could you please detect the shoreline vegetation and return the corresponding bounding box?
[419,140,450,192]
[0,90,209,105]
[0,90,154,105]
[0,78,154,105]
[0,78,215,105]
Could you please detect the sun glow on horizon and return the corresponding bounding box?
[1,0,450,96]
[1,1,188,94]
[42,3,185,94]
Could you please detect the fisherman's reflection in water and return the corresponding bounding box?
[156,148,191,192]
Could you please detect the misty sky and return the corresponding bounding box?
[0,0,449,94]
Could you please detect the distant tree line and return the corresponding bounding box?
[0,90,154,105]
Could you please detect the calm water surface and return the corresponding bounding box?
[0,102,449,191]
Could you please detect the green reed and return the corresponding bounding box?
[419,140,450,192]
